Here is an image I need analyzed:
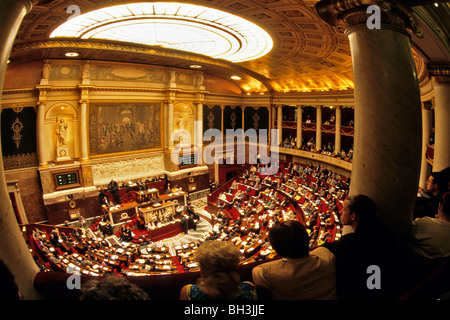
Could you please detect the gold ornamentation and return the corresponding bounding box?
[11,118,23,148]
[207,112,215,129]
[230,112,237,129]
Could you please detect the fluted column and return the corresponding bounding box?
[316,106,322,150]
[428,65,450,171]
[195,101,203,148]
[36,101,48,167]
[335,106,342,154]
[79,100,89,161]
[296,105,303,148]
[0,0,41,299]
[316,0,423,243]
[277,105,282,145]
[167,101,174,148]
[419,101,433,190]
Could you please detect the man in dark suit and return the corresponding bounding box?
[323,195,407,300]
[108,179,121,205]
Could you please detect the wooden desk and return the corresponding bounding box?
[136,188,159,203]
[159,191,186,205]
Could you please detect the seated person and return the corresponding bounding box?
[135,212,146,230]
[414,170,449,219]
[252,220,336,300]
[323,195,406,300]
[409,191,450,261]
[149,194,160,205]
[120,226,132,242]
[180,241,257,300]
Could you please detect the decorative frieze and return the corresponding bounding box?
[91,154,165,185]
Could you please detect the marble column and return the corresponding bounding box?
[335,106,342,154]
[315,106,322,150]
[195,101,203,148]
[316,0,423,243]
[419,101,433,190]
[428,65,450,172]
[0,0,42,299]
[167,101,174,148]
[79,100,89,162]
[296,105,303,148]
[36,101,48,167]
[277,105,282,145]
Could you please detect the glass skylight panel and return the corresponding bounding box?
[50,2,273,63]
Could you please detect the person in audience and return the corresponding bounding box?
[108,179,121,205]
[409,191,450,261]
[79,274,150,300]
[98,188,110,207]
[252,220,336,300]
[180,240,257,300]
[415,170,449,219]
[323,194,406,300]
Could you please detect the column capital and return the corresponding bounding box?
[427,64,450,84]
[421,100,433,110]
[315,0,422,37]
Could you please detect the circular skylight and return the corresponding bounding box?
[50,2,273,63]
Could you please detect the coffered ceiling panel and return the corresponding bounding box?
[9,0,447,94]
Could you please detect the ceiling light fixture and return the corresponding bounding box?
[231,75,242,80]
[65,52,79,57]
[50,2,273,63]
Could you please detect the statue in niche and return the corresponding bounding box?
[56,118,68,146]
[56,117,71,161]
[174,117,190,146]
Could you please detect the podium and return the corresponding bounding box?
[139,201,175,225]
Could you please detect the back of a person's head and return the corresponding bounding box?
[431,171,449,195]
[346,194,378,226]
[195,240,241,298]
[79,275,150,300]
[440,192,450,218]
[195,240,241,274]
[268,220,309,259]
[439,167,450,192]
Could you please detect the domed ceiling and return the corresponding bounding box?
[8,0,450,94]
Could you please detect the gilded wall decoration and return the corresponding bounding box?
[1,106,37,170]
[223,105,242,132]
[203,105,222,133]
[244,106,269,132]
[89,103,162,156]
[11,118,23,148]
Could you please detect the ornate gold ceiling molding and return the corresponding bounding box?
[11,38,275,92]
[427,64,450,83]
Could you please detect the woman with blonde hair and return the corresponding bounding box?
[180,240,257,300]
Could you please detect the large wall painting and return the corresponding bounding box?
[89,103,162,156]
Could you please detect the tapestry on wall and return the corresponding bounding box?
[244,106,269,133]
[223,105,242,132]
[203,105,222,134]
[89,103,162,156]
[1,106,38,170]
